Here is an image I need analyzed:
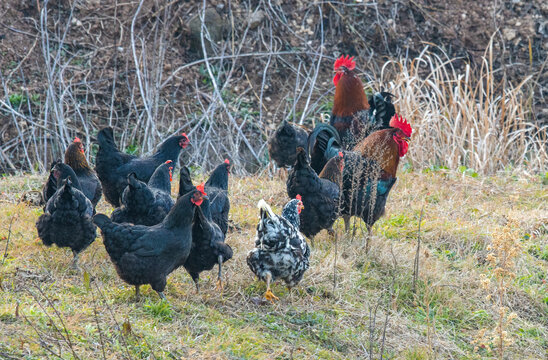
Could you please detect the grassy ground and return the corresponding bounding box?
[0,170,546,359]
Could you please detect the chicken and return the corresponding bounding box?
[36,163,97,269]
[268,120,309,169]
[204,159,231,236]
[178,166,195,198]
[341,115,413,248]
[64,137,102,210]
[110,160,175,226]
[286,147,343,241]
[353,114,412,178]
[247,198,309,303]
[183,190,233,292]
[93,187,206,301]
[42,159,60,206]
[308,55,395,174]
[340,153,396,247]
[330,55,394,147]
[95,127,189,207]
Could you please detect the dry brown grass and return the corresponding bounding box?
[0,170,546,359]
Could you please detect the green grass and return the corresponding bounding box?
[0,171,546,359]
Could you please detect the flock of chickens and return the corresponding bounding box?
[35,55,412,303]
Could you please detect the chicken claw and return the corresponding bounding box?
[264,289,279,303]
[216,278,224,292]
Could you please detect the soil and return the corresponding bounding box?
[0,0,546,171]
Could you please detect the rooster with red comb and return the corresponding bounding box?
[338,114,413,250]
[308,55,395,174]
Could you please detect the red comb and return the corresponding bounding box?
[334,55,356,71]
[296,194,302,201]
[196,183,207,196]
[181,132,188,138]
[389,114,413,137]
[224,159,230,164]
[338,151,343,158]
[74,137,81,143]
[165,160,172,164]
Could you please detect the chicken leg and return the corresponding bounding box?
[216,255,224,292]
[157,291,167,301]
[365,225,372,253]
[264,273,279,303]
[343,215,351,233]
[71,250,80,270]
[135,285,140,301]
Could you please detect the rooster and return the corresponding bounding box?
[247,197,309,303]
[95,127,189,207]
[286,147,343,242]
[353,114,412,178]
[308,55,395,174]
[341,115,412,249]
[36,163,96,269]
[268,120,309,170]
[93,187,206,301]
[110,160,175,226]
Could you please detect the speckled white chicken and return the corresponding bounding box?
[247,197,310,302]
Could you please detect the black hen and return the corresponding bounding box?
[93,188,206,300]
[286,147,343,240]
[184,192,233,292]
[36,163,96,268]
[247,198,310,302]
[204,160,231,236]
[42,159,61,206]
[268,120,309,168]
[178,166,195,198]
[95,127,189,207]
[111,161,175,226]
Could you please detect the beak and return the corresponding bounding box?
[403,136,411,143]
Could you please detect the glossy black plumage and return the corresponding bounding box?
[36,163,96,267]
[42,159,61,206]
[183,197,233,290]
[95,127,187,207]
[268,120,309,168]
[111,162,174,226]
[93,190,202,299]
[286,147,341,238]
[178,166,195,198]
[204,162,231,236]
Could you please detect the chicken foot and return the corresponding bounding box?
[264,273,279,303]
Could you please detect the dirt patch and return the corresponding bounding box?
[0,0,546,172]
